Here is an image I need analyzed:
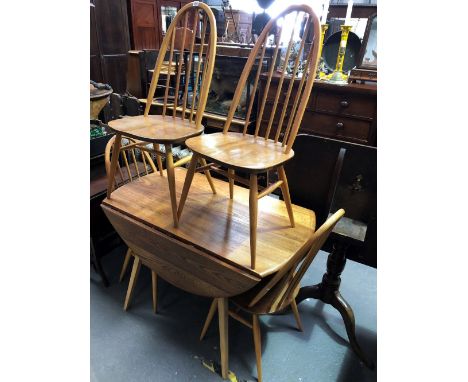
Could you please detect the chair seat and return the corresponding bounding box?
[186,132,295,173]
[108,115,204,144]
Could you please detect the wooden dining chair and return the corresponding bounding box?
[199,209,345,382]
[177,4,322,268]
[104,135,159,312]
[106,1,218,228]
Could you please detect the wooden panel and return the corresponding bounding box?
[102,205,260,297]
[94,0,131,54]
[126,50,145,97]
[90,4,100,56]
[304,112,371,144]
[102,167,316,278]
[130,0,159,49]
[315,90,375,119]
[90,4,103,83]
[90,55,103,84]
[101,55,128,94]
[92,0,131,93]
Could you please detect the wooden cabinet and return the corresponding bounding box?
[90,0,131,94]
[129,0,161,50]
[129,0,193,50]
[258,74,377,147]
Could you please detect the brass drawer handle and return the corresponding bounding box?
[340,100,349,108]
[336,122,344,129]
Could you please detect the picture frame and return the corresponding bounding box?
[349,12,377,83]
[357,13,377,70]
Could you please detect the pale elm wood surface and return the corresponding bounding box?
[107,115,204,144]
[185,132,295,173]
[102,206,260,297]
[102,167,315,279]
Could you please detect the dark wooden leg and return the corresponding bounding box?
[90,238,109,287]
[296,242,374,369]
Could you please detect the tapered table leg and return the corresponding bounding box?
[218,297,229,379]
[296,242,375,369]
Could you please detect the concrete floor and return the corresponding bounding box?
[91,246,376,382]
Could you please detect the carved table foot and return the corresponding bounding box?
[91,238,109,287]
[296,242,374,369]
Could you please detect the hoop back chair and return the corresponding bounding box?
[199,209,345,382]
[178,4,322,268]
[104,136,159,313]
[106,1,218,228]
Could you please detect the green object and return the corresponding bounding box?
[90,124,106,139]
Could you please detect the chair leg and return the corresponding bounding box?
[228,168,235,199]
[200,298,218,340]
[290,299,303,332]
[151,271,158,314]
[249,174,258,269]
[107,133,122,198]
[199,157,216,194]
[164,144,179,228]
[119,248,133,282]
[123,255,141,311]
[277,166,295,227]
[153,143,164,176]
[142,150,157,174]
[218,297,229,380]
[177,153,199,220]
[252,314,262,382]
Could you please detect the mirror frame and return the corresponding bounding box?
[357,12,377,70]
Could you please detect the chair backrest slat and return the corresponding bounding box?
[248,209,345,311]
[162,31,176,117]
[275,19,311,143]
[253,25,284,137]
[265,12,299,141]
[242,42,268,135]
[181,10,200,120]
[190,14,208,124]
[142,2,216,129]
[221,4,321,154]
[173,13,189,117]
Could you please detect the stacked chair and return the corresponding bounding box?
[177,4,322,270]
[106,1,218,228]
[105,3,345,381]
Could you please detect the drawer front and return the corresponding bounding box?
[302,112,371,143]
[315,90,375,119]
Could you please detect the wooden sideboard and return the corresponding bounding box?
[257,73,377,147]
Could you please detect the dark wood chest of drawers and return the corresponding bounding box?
[258,74,377,147]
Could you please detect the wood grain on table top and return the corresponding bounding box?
[102,167,316,278]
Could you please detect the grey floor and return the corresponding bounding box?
[91,246,376,382]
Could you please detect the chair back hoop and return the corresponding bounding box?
[222,4,321,154]
[248,208,345,311]
[105,136,156,189]
[143,2,217,130]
